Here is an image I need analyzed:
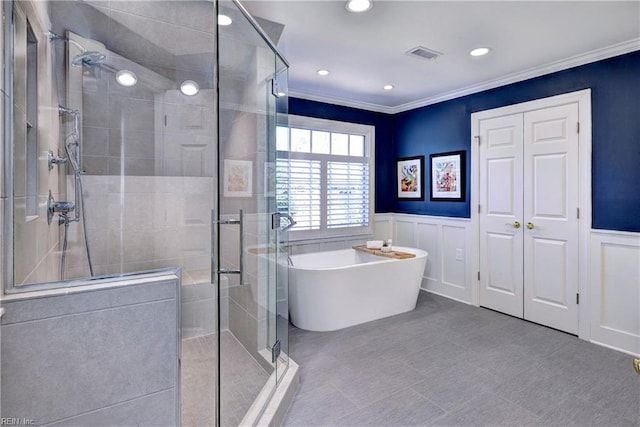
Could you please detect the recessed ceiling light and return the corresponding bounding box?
[346,0,372,13]
[218,14,232,26]
[115,70,137,87]
[383,84,394,91]
[180,80,199,96]
[317,69,330,76]
[470,47,491,57]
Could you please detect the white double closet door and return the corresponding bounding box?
[478,102,580,334]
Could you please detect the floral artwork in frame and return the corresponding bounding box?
[430,150,465,202]
[224,159,253,197]
[396,156,425,201]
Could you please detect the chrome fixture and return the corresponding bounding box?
[47,150,67,170]
[55,104,95,278]
[214,210,246,285]
[47,190,75,226]
[71,50,106,68]
[272,212,297,232]
[47,32,106,68]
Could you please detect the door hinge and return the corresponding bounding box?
[576,122,580,134]
[271,339,281,363]
[164,115,167,126]
[478,204,481,214]
[271,79,280,98]
[576,293,580,305]
[477,271,480,281]
[577,208,580,219]
[474,135,480,144]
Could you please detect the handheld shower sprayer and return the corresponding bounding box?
[58,105,82,174]
[54,104,95,279]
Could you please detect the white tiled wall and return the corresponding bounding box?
[12,1,66,287]
[64,175,214,284]
[1,274,181,425]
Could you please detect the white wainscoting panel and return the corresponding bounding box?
[373,214,394,242]
[375,214,639,355]
[441,225,468,299]
[395,219,415,248]
[391,214,473,304]
[416,222,439,285]
[590,230,640,356]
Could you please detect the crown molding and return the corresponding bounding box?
[290,38,640,115]
[287,90,396,114]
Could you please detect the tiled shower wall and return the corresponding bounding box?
[11,1,67,286]
[63,175,213,282]
[1,273,181,425]
[64,175,217,338]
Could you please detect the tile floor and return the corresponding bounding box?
[181,332,270,426]
[283,292,640,426]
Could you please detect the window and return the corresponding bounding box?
[276,116,374,240]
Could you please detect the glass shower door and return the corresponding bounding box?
[217,1,289,424]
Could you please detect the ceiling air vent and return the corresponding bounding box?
[406,46,442,61]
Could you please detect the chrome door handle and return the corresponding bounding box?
[213,209,245,284]
[527,222,535,230]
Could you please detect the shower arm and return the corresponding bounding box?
[47,32,86,54]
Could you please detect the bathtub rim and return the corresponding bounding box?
[286,246,428,271]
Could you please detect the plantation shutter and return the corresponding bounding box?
[276,158,321,230]
[327,161,369,228]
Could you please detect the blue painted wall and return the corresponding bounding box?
[290,50,640,232]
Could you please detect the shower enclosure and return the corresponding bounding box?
[1,0,291,425]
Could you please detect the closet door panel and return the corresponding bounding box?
[523,103,580,334]
[478,114,524,317]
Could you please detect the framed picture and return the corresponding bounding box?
[223,159,252,197]
[396,156,425,200]
[430,150,465,202]
[264,162,276,197]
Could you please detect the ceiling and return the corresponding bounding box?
[241,1,640,113]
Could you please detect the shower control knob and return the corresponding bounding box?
[47,190,75,225]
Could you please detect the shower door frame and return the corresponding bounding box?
[214,0,291,424]
[2,0,16,294]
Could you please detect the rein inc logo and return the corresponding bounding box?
[1,419,35,425]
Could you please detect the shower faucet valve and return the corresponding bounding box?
[47,190,75,225]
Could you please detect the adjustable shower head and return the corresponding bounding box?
[71,51,106,67]
[48,31,106,68]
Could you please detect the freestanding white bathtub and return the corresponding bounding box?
[287,246,428,331]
